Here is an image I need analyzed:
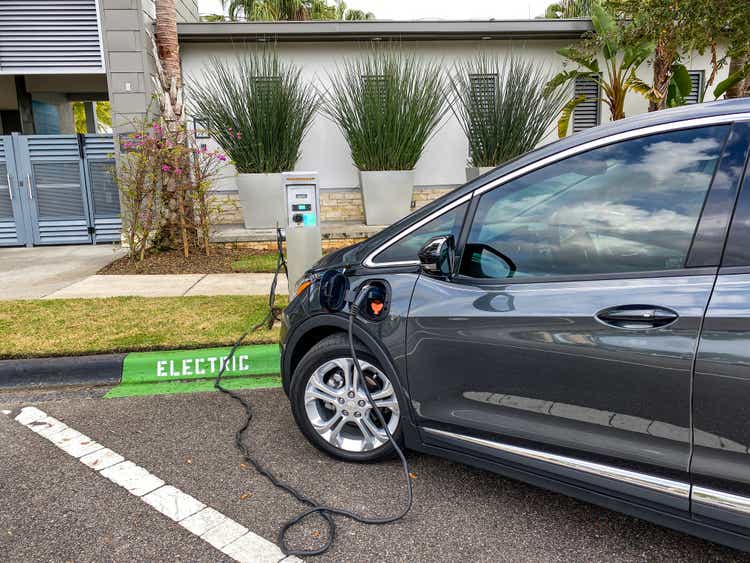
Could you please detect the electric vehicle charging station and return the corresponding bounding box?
[283,172,322,294]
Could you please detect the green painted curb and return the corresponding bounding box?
[105,375,282,398]
[104,344,281,399]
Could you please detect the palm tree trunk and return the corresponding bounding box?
[726,54,748,99]
[649,36,676,111]
[154,0,192,252]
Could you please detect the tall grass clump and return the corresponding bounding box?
[188,49,319,173]
[323,46,448,171]
[449,55,569,167]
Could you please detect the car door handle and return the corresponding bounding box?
[595,305,679,329]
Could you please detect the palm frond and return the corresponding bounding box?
[557,95,586,138]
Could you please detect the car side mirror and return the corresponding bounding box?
[418,235,456,277]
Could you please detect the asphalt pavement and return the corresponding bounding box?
[2,385,749,562]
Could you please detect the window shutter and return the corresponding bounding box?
[362,75,387,108]
[0,0,104,74]
[572,75,600,133]
[468,73,497,156]
[685,71,704,104]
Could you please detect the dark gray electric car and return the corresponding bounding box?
[280,98,750,551]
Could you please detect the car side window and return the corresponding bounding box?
[460,126,729,279]
[374,202,469,264]
[723,169,750,267]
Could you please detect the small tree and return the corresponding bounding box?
[116,118,226,261]
[545,1,657,136]
[606,0,750,107]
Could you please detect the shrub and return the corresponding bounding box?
[116,119,226,260]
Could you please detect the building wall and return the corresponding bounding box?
[100,0,156,134]
[180,38,729,224]
[101,0,197,136]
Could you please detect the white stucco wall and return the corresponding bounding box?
[180,39,729,193]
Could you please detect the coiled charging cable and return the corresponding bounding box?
[214,230,413,557]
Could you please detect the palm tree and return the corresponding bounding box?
[221,0,373,21]
[154,0,189,252]
[545,2,657,135]
[543,0,593,18]
[154,0,184,125]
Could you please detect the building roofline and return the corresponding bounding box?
[177,19,593,43]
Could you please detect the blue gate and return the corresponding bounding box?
[0,134,121,246]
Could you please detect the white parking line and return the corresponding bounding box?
[8,406,301,563]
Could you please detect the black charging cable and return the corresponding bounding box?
[214,233,413,556]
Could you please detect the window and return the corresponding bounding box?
[460,126,729,279]
[572,74,601,133]
[723,174,750,267]
[374,202,469,264]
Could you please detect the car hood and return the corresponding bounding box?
[309,241,366,272]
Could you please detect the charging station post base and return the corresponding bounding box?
[286,226,322,292]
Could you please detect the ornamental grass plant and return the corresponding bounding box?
[449,54,569,167]
[188,48,319,173]
[323,46,448,171]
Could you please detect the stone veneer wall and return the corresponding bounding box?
[214,186,455,226]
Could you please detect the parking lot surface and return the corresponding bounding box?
[2,386,749,562]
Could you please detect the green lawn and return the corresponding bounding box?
[231,253,279,273]
[0,295,285,359]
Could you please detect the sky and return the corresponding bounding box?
[199,0,554,20]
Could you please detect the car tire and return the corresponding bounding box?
[289,333,404,462]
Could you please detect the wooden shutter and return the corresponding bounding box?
[572,75,601,133]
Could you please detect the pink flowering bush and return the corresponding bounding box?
[115,117,229,260]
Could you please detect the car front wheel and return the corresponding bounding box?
[290,334,402,462]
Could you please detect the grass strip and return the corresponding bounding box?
[231,253,279,273]
[0,295,285,359]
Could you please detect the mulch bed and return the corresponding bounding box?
[98,242,351,275]
[99,245,266,275]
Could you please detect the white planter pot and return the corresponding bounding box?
[465,166,496,182]
[359,170,414,226]
[236,173,285,229]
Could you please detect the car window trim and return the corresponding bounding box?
[686,122,750,267]
[363,112,750,269]
[450,267,719,287]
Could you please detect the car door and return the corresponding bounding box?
[406,122,744,512]
[692,131,750,536]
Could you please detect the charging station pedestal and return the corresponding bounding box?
[283,172,322,295]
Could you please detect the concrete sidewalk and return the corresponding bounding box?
[40,273,288,299]
[0,246,126,300]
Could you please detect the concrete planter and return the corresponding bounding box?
[359,170,414,226]
[236,173,285,229]
[465,166,496,182]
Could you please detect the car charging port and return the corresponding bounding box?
[358,280,390,322]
